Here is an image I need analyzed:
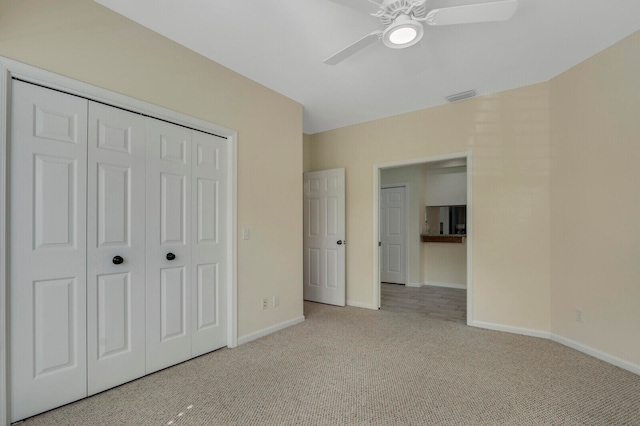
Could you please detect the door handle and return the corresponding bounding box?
[112,255,124,265]
[337,240,345,245]
[166,253,176,261]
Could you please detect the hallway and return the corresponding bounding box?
[381,283,467,323]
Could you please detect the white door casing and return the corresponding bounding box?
[380,186,406,285]
[303,168,346,306]
[86,102,147,395]
[372,152,471,318]
[9,81,89,421]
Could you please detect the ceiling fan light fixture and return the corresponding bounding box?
[389,27,417,44]
[382,15,424,49]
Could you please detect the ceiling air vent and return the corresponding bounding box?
[446,89,477,103]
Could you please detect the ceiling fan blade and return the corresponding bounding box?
[425,0,518,26]
[324,30,383,65]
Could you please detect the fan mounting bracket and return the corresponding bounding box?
[373,0,428,27]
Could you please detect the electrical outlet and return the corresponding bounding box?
[262,298,268,310]
[273,295,279,308]
[575,309,584,323]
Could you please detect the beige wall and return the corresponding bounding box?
[309,28,640,368]
[309,83,551,330]
[423,242,467,287]
[3,0,637,377]
[303,133,312,172]
[0,0,304,338]
[550,31,640,366]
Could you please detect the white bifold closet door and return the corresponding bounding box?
[86,102,147,395]
[190,130,227,357]
[145,119,227,374]
[145,119,193,373]
[9,81,89,421]
[9,80,228,422]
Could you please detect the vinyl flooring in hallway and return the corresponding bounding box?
[381,283,467,323]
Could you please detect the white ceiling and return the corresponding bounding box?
[95,0,640,134]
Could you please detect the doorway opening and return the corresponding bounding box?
[373,151,472,324]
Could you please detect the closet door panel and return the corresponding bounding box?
[87,102,147,395]
[146,118,192,374]
[96,272,130,356]
[160,266,186,339]
[9,81,88,422]
[161,173,187,244]
[191,131,227,356]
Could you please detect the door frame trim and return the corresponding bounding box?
[372,151,473,323]
[380,183,409,286]
[0,57,239,425]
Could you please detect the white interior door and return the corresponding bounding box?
[86,102,147,395]
[190,130,227,356]
[380,186,406,284]
[303,168,346,306]
[9,81,89,421]
[145,118,193,374]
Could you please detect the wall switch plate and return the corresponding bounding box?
[242,228,250,240]
[273,295,279,307]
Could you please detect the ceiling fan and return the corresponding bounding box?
[324,0,518,65]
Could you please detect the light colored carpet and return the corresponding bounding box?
[20,302,640,425]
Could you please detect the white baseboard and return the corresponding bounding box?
[424,281,466,290]
[551,334,640,376]
[237,315,305,346]
[347,300,378,310]
[470,322,639,376]
[406,282,422,288]
[469,320,551,339]
[236,313,640,378]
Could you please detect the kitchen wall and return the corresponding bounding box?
[422,242,467,288]
[423,166,467,288]
[425,166,467,207]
